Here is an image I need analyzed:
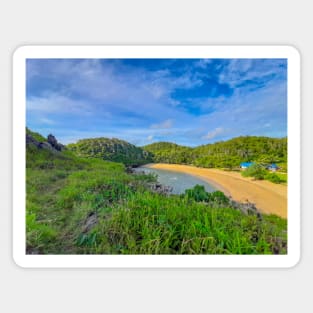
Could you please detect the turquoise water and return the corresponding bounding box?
[134,166,217,194]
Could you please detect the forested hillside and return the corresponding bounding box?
[144,136,287,169]
[67,136,286,169]
[68,137,153,166]
[141,142,192,164]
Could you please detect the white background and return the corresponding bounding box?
[1,1,312,312]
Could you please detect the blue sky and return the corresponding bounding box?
[26,58,287,146]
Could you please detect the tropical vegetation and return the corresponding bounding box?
[143,136,287,170]
[241,163,287,183]
[68,137,153,166]
[26,130,287,255]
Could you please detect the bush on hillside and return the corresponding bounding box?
[183,185,229,205]
[264,173,284,184]
[184,184,209,202]
[241,163,267,180]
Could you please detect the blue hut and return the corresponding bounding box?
[240,162,254,169]
[267,163,279,171]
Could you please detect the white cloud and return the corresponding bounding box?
[219,59,286,88]
[26,59,206,134]
[39,117,56,125]
[147,135,153,141]
[27,94,91,115]
[150,119,173,129]
[197,80,287,141]
[195,59,212,69]
[202,127,224,140]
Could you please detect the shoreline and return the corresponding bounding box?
[143,163,287,218]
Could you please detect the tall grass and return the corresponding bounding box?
[82,191,287,254]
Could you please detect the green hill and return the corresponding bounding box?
[66,135,287,169]
[143,136,287,169]
[143,141,192,164]
[68,137,153,166]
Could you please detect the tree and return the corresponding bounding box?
[241,163,267,180]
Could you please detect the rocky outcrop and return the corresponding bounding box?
[147,182,173,195]
[125,166,134,173]
[82,212,98,233]
[47,134,65,151]
[229,199,262,219]
[26,132,65,152]
[26,133,41,147]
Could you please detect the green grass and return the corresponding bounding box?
[26,127,47,142]
[26,140,287,255]
[93,192,287,254]
[274,172,288,183]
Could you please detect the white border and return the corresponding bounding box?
[13,45,300,268]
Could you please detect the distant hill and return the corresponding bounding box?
[143,142,192,164]
[67,137,153,166]
[26,127,287,170]
[143,136,287,169]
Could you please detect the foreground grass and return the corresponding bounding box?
[92,192,286,254]
[26,145,287,255]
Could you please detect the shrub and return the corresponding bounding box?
[241,163,267,180]
[207,190,229,205]
[183,184,210,202]
[265,173,284,184]
[183,185,229,205]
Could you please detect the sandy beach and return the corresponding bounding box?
[144,163,287,218]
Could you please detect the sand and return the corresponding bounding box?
[144,163,287,218]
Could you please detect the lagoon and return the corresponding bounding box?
[134,166,216,194]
